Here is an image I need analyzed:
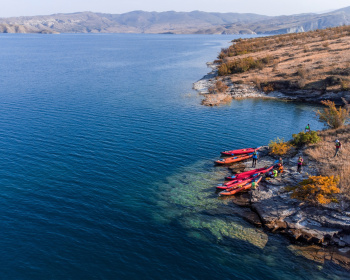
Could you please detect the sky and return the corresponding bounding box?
[1,0,349,18]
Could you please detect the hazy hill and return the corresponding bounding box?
[0,8,349,34]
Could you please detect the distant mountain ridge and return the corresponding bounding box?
[0,7,349,34]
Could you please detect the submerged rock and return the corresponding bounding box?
[153,159,269,249]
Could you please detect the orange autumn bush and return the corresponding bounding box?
[268,138,292,155]
[291,175,340,205]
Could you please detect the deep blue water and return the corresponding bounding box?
[0,33,348,279]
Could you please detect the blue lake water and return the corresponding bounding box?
[0,33,348,279]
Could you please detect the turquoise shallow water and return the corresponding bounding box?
[0,33,348,279]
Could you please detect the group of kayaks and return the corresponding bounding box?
[214,147,260,165]
[214,147,275,196]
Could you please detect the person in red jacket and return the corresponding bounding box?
[334,139,342,157]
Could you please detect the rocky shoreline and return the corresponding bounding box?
[194,61,350,268]
[224,146,350,268]
[193,66,269,106]
[193,65,350,106]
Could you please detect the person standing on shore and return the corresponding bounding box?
[297,156,303,173]
[305,124,310,133]
[252,149,259,167]
[334,139,342,157]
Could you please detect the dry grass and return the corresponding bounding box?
[304,125,350,197]
[217,25,350,92]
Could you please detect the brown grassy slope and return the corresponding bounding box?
[217,26,350,92]
[304,125,350,197]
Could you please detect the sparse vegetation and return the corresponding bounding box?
[262,83,274,93]
[208,80,228,94]
[304,125,350,197]
[297,78,307,89]
[296,66,308,79]
[218,56,274,76]
[251,76,261,90]
[322,41,330,48]
[341,80,350,90]
[214,25,350,92]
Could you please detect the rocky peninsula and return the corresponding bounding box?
[225,142,350,269]
[194,25,350,269]
[194,25,350,106]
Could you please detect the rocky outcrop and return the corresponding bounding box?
[225,146,350,267]
[193,68,270,106]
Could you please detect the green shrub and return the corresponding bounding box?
[291,131,320,146]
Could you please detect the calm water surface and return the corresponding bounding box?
[0,34,347,279]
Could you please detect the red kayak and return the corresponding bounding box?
[219,176,262,196]
[214,154,252,165]
[216,174,260,190]
[221,147,260,156]
[225,165,274,180]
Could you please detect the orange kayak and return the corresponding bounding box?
[219,176,262,196]
[214,153,252,165]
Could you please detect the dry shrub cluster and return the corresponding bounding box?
[291,175,340,205]
[218,56,273,76]
[304,125,350,197]
[341,80,350,90]
[262,83,274,93]
[316,100,350,129]
[296,66,309,79]
[322,41,330,48]
[297,79,307,89]
[251,76,262,90]
[218,37,271,58]
[208,80,228,94]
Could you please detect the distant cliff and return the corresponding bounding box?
[0,7,349,34]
